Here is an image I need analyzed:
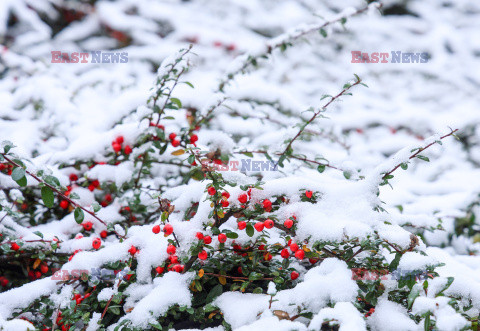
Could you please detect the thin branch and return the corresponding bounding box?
[0,154,125,238]
[381,129,459,180]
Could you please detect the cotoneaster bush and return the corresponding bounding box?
[0,2,476,331]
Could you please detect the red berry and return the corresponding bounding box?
[11,243,19,251]
[169,133,177,140]
[263,199,272,211]
[284,219,294,229]
[0,278,8,286]
[237,221,246,230]
[173,264,184,273]
[289,243,299,252]
[152,225,161,234]
[226,43,236,51]
[281,249,290,259]
[171,139,180,147]
[163,224,173,236]
[92,238,101,250]
[92,180,100,188]
[112,142,122,153]
[305,190,313,198]
[222,191,230,199]
[82,222,93,231]
[169,255,179,264]
[264,253,272,261]
[156,266,164,274]
[218,233,227,243]
[238,194,248,204]
[35,271,41,279]
[295,249,305,260]
[258,245,266,250]
[213,41,223,47]
[221,200,229,208]
[264,219,274,229]
[100,230,108,238]
[237,267,243,274]
[203,236,212,245]
[190,135,198,144]
[69,174,78,181]
[40,264,49,274]
[198,250,208,260]
[116,136,124,144]
[291,271,299,280]
[105,194,112,202]
[207,187,216,195]
[88,184,95,191]
[196,232,204,240]
[124,145,132,155]
[254,222,264,232]
[128,246,137,255]
[60,200,69,209]
[166,245,176,255]
[309,258,319,264]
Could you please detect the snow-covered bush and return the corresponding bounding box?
[1,0,480,330]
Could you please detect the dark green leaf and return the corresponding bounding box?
[41,187,54,208]
[74,208,84,224]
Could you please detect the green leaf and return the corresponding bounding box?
[389,252,402,272]
[206,284,223,304]
[69,192,80,200]
[248,272,264,281]
[15,176,27,187]
[225,232,238,239]
[11,167,25,181]
[170,98,182,109]
[243,152,253,157]
[184,81,194,88]
[33,231,44,239]
[317,164,326,173]
[74,208,84,224]
[436,277,454,297]
[246,223,254,237]
[92,202,101,213]
[163,116,175,120]
[417,155,430,162]
[41,187,54,208]
[400,163,408,170]
[343,171,351,179]
[407,286,420,309]
[319,28,327,38]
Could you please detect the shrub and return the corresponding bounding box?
[0,1,474,331]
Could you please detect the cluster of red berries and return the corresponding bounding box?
[168,132,199,148]
[100,193,113,207]
[207,188,230,207]
[73,292,91,305]
[88,179,100,192]
[280,240,305,260]
[0,163,13,175]
[111,136,132,155]
[152,223,174,236]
